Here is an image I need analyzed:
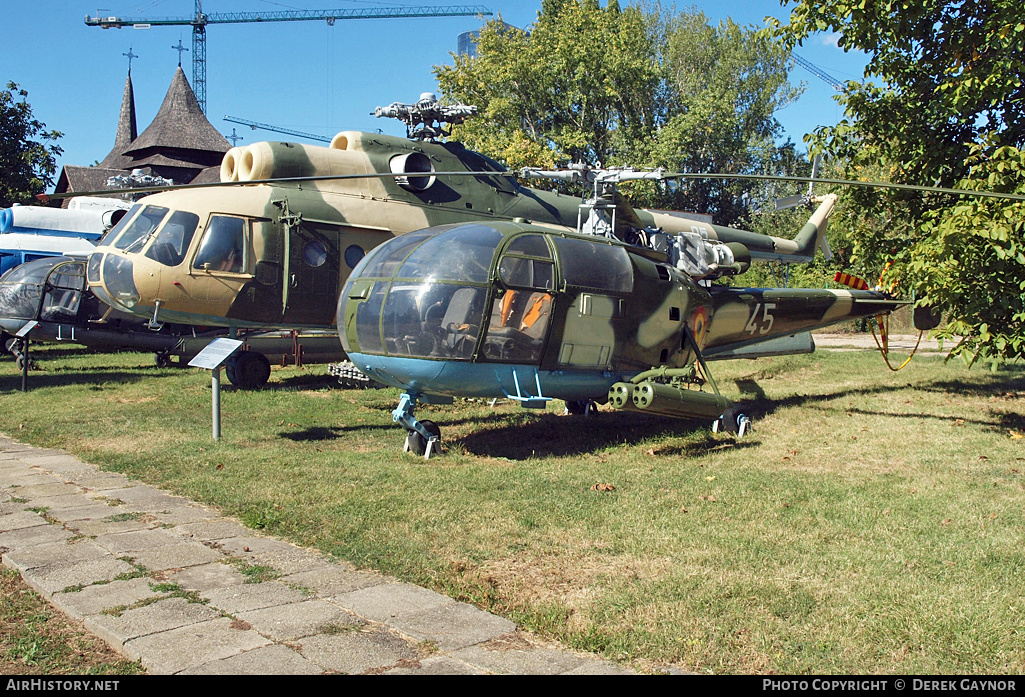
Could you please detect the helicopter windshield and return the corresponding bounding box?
[112,205,168,252]
[342,224,503,360]
[0,257,66,322]
[341,223,569,365]
[98,203,141,247]
[144,210,200,267]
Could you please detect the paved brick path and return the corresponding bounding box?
[0,436,639,675]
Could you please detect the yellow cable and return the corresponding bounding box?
[870,316,923,371]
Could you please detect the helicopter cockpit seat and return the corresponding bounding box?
[483,290,552,362]
[438,287,481,357]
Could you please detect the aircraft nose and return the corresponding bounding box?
[94,253,140,311]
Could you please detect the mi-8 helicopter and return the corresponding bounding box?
[69,94,838,389]
[0,255,342,376]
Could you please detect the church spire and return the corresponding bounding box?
[98,71,139,169]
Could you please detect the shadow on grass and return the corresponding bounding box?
[453,411,718,459]
[278,410,519,442]
[0,367,176,392]
[271,365,1025,456]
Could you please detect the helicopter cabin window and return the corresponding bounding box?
[87,253,102,284]
[354,282,387,354]
[303,239,328,268]
[112,205,169,253]
[0,258,59,320]
[193,216,247,274]
[100,204,142,246]
[505,234,552,259]
[482,289,552,364]
[498,257,554,290]
[344,245,366,269]
[552,236,633,293]
[144,210,200,267]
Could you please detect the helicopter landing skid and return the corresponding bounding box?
[393,392,441,459]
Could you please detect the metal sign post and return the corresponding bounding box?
[188,338,244,440]
[15,321,38,392]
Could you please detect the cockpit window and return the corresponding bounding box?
[145,210,200,267]
[396,224,502,284]
[382,283,486,359]
[193,215,247,273]
[343,224,506,362]
[0,258,64,321]
[113,205,168,252]
[505,234,552,259]
[357,231,435,279]
[552,236,633,293]
[499,234,554,290]
[99,203,141,246]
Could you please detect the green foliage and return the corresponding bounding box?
[768,0,1025,363]
[767,0,1025,186]
[435,0,804,225]
[902,145,1025,365]
[0,82,62,206]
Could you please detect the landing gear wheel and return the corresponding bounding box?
[227,351,271,390]
[713,407,751,437]
[564,400,595,416]
[406,419,441,458]
[154,351,173,368]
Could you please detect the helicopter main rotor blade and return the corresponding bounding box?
[36,169,1025,203]
[656,172,1025,202]
[35,170,517,203]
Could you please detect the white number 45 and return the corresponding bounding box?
[745,302,776,335]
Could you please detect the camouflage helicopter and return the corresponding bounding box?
[70,94,839,389]
[334,160,915,457]
[0,255,341,375]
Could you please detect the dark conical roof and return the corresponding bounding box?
[124,67,229,155]
[98,74,139,169]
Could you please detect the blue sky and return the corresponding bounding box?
[2,1,868,180]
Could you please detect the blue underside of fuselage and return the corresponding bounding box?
[347,352,634,402]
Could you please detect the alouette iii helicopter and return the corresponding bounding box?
[335,162,912,458]
[69,93,849,390]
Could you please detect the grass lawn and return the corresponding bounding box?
[1,344,1023,674]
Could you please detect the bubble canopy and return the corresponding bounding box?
[338,222,634,366]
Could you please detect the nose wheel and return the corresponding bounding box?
[713,407,751,437]
[405,419,441,458]
[393,392,442,459]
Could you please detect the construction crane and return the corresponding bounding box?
[224,115,331,143]
[85,2,493,113]
[791,52,845,91]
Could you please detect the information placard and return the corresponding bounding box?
[188,338,244,370]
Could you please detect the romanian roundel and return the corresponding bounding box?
[691,305,708,347]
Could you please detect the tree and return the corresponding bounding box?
[638,10,802,222]
[434,0,803,225]
[0,82,62,207]
[768,0,1025,365]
